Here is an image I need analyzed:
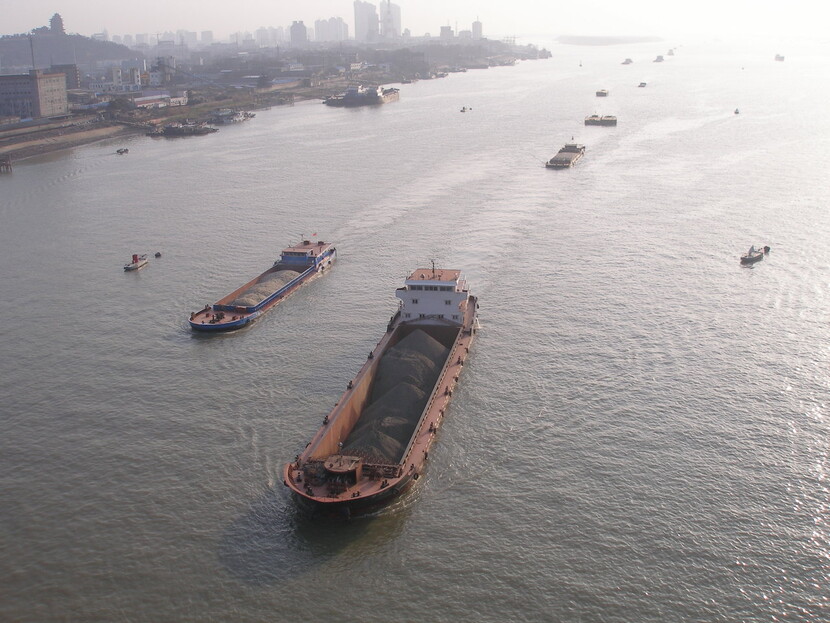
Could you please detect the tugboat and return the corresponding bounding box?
[124,254,148,271]
[284,266,478,516]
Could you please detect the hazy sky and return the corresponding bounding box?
[1,1,826,40]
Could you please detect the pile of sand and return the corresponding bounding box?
[343,329,449,463]
[231,269,300,307]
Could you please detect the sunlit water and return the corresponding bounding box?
[1,36,829,622]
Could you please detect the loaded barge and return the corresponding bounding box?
[189,240,336,332]
[284,267,478,516]
[546,142,586,168]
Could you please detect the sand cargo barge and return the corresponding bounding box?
[189,240,335,331]
[284,267,478,515]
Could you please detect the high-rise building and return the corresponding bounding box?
[354,1,379,42]
[256,27,272,47]
[379,1,401,39]
[201,31,214,45]
[472,20,483,40]
[290,21,308,47]
[315,17,349,42]
[123,34,134,46]
[440,26,454,40]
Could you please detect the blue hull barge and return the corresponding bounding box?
[189,240,336,332]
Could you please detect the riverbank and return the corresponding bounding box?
[0,121,143,161]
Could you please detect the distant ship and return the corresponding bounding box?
[584,115,617,126]
[324,85,400,107]
[546,142,586,168]
[189,240,336,331]
[283,267,478,516]
[596,89,609,97]
[654,55,665,62]
[622,58,633,65]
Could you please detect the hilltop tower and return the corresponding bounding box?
[50,13,66,35]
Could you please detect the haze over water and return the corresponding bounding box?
[1,36,829,622]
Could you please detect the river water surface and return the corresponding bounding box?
[1,36,829,622]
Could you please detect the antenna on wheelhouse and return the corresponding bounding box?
[431,259,436,278]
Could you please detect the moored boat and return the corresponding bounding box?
[283,267,478,516]
[546,142,586,168]
[189,239,336,331]
[596,89,609,97]
[324,85,400,107]
[638,82,647,87]
[124,254,148,271]
[740,245,770,264]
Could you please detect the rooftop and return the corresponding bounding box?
[406,268,462,282]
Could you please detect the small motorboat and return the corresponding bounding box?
[638,82,647,88]
[734,108,740,115]
[154,251,162,258]
[124,254,149,271]
[116,148,129,155]
[740,245,770,265]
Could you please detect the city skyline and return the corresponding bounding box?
[3,0,826,41]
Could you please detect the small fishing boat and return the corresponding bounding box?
[740,245,770,264]
[124,254,148,271]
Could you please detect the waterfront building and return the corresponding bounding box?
[50,64,81,90]
[0,70,69,119]
[354,1,380,42]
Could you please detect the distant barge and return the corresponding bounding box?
[189,240,336,332]
[147,122,217,137]
[283,267,478,516]
[324,85,400,107]
[584,115,617,126]
[546,142,586,168]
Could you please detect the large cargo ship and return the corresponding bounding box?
[323,85,400,107]
[283,267,478,516]
[189,240,336,332]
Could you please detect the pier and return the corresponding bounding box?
[0,156,11,173]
